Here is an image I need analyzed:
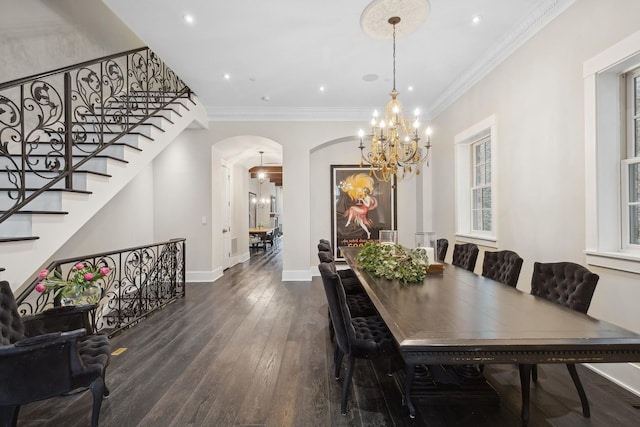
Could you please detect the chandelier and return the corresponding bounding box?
[358,16,431,183]
[253,151,270,207]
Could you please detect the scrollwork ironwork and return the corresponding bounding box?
[15,238,186,338]
[0,47,191,222]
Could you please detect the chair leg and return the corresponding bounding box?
[334,346,344,380]
[0,405,19,427]
[566,363,590,418]
[531,364,538,383]
[518,364,532,425]
[341,355,356,416]
[89,377,106,427]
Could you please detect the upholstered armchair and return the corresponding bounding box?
[524,262,600,418]
[452,243,479,272]
[0,281,111,427]
[481,250,524,288]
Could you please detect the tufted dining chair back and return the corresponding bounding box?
[436,239,449,262]
[482,250,524,288]
[319,263,351,356]
[530,262,599,313]
[452,243,479,272]
[318,241,332,253]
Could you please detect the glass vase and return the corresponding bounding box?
[61,284,102,306]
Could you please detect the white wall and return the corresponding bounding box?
[0,0,142,83]
[50,163,155,263]
[430,0,640,393]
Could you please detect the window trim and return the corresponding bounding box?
[584,29,640,273]
[454,114,498,247]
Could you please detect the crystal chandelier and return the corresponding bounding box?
[358,16,431,183]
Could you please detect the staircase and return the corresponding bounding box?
[0,48,207,291]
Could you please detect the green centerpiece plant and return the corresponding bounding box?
[356,241,430,283]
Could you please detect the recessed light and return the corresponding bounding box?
[319,86,326,92]
[261,95,270,102]
[408,86,414,92]
[472,15,481,25]
[224,73,231,80]
[184,14,195,25]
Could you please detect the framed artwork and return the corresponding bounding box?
[330,165,397,261]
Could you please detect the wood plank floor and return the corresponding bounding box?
[17,242,640,426]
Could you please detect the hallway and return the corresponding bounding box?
[16,245,640,426]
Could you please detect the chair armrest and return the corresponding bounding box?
[22,305,96,336]
[0,329,86,404]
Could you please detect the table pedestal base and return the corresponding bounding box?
[396,364,500,408]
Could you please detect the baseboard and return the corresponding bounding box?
[584,362,640,397]
[186,268,223,283]
[282,269,312,281]
[238,251,250,263]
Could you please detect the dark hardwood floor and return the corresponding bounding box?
[17,242,640,426]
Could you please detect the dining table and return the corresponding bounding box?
[249,227,273,250]
[340,246,640,422]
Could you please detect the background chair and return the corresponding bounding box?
[317,250,364,295]
[437,238,449,262]
[452,243,479,272]
[318,263,395,415]
[481,250,523,288]
[523,261,600,418]
[0,281,111,427]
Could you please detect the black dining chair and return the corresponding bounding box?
[0,281,111,427]
[318,249,362,293]
[452,243,479,272]
[318,263,395,415]
[522,261,600,419]
[437,238,449,262]
[481,249,524,288]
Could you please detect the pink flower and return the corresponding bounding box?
[74,263,85,270]
[35,283,46,293]
[38,269,49,280]
[100,267,110,275]
[84,273,94,281]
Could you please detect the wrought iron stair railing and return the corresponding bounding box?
[0,47,192,230]
[15,238,186,338]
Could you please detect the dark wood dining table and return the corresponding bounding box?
[340,246,640,422]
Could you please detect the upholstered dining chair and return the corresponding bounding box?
[481,250,524,288]
[452,243,479,272]
[523,262,600,418]
[0,281,111,427]
[318,263,395,415]
[318,247,364,293]
[437,238,449,262]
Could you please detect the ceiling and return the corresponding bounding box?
[102,0,572,167]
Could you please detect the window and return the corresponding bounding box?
[472,137,492,233]
[455,115,497,246]
[623,68,640,249]
[584,29,640,273]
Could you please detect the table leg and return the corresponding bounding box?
[404,363,416,418]
[518,364,532,425]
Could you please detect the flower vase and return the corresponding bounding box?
[61,284,102,306]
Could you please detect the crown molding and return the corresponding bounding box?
[428,0,576,118]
